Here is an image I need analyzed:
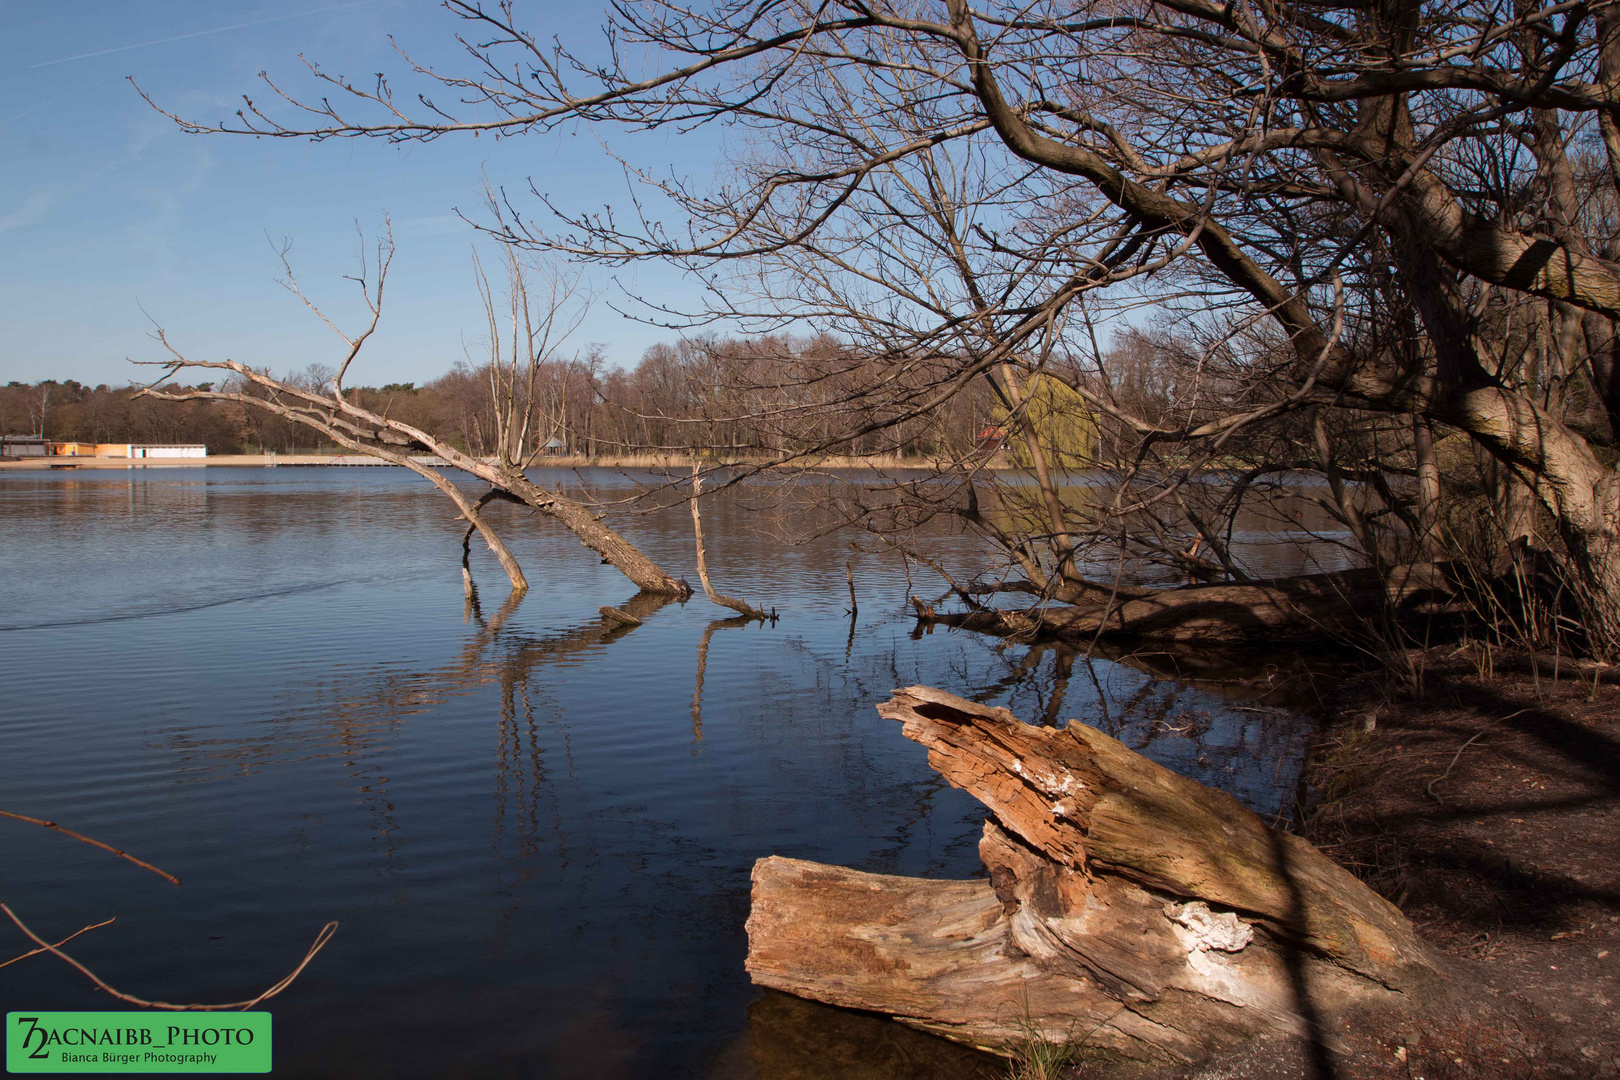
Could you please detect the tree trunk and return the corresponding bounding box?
[746,687,1450,1064]
[921,563,1461,646]
[500,471,690,595]
[1412,417,1441,558]
[1476,446,1536,547]
[1569,500,1620,661]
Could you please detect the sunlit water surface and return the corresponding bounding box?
[0,468,1331,1078]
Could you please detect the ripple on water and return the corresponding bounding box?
[0,467,1321,1078]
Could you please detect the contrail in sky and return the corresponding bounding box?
[30,0,387,69]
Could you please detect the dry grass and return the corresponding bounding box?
[1004,1005,1077,1080]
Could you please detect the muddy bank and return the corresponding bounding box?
[1086,650,1617,1080]
[1284,649,1620,1078]
[1028,647,1620,1079]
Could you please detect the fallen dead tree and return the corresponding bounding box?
[746,686,1451,1064]
[916,562,1464,647]
[138,232,690,599]
[145,364,690,596]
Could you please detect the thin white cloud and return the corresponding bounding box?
[0,193,53,232]
[30,0,388,69]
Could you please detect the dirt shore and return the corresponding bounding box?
[1134,647,1620,1080]
[1291,648,1620,1078]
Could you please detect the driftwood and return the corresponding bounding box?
[746,687,1450,1064]
[921,563,1462,646]
[598,605,643,627]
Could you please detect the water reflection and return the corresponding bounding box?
[693,616,752,746]
[0,467,1332,1079]
[734,992,999,1080]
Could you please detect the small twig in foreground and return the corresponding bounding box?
[1426,708,1533,805]
[0,809,181,886]
[0,917,116,971]
[1,904,337,1011]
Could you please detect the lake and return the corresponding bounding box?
[0,467,1332,1077]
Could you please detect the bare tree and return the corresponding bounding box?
[138,228,690,598]
[148,0,1620,656]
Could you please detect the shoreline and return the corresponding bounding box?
[0,452,996,472]
[1037,648,1620,1079]
[1285,647,1620,1078]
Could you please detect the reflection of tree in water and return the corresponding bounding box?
[154,587,684,879]
[405,588,688,885]
[942,641,1087,728]
[490,668,551,880]
[886,636,1319,820]
[165,577,1319,855]
[691,616,751,747]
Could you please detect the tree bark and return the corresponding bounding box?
[746,687,1450,1063]
[501,470,690,595]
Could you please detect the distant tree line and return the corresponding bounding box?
[11,330,1150,460]
[1,378,247,453]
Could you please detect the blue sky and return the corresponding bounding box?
[1,1,712,387]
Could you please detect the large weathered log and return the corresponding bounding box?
[746,687,1451,1064]
[923,562,1462,645]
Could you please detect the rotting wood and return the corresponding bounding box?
[745,686,1451,1064]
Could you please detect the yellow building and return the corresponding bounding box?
[45,442,207,458]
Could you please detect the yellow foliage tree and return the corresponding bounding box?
[993,373,1095,473]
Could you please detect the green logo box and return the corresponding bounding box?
[6,1013,270,1074]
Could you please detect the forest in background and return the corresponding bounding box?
[3,328,1161,462]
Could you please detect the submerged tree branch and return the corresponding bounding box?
[1,904,336,1012]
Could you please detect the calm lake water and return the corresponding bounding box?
[0,467,1332,1078]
